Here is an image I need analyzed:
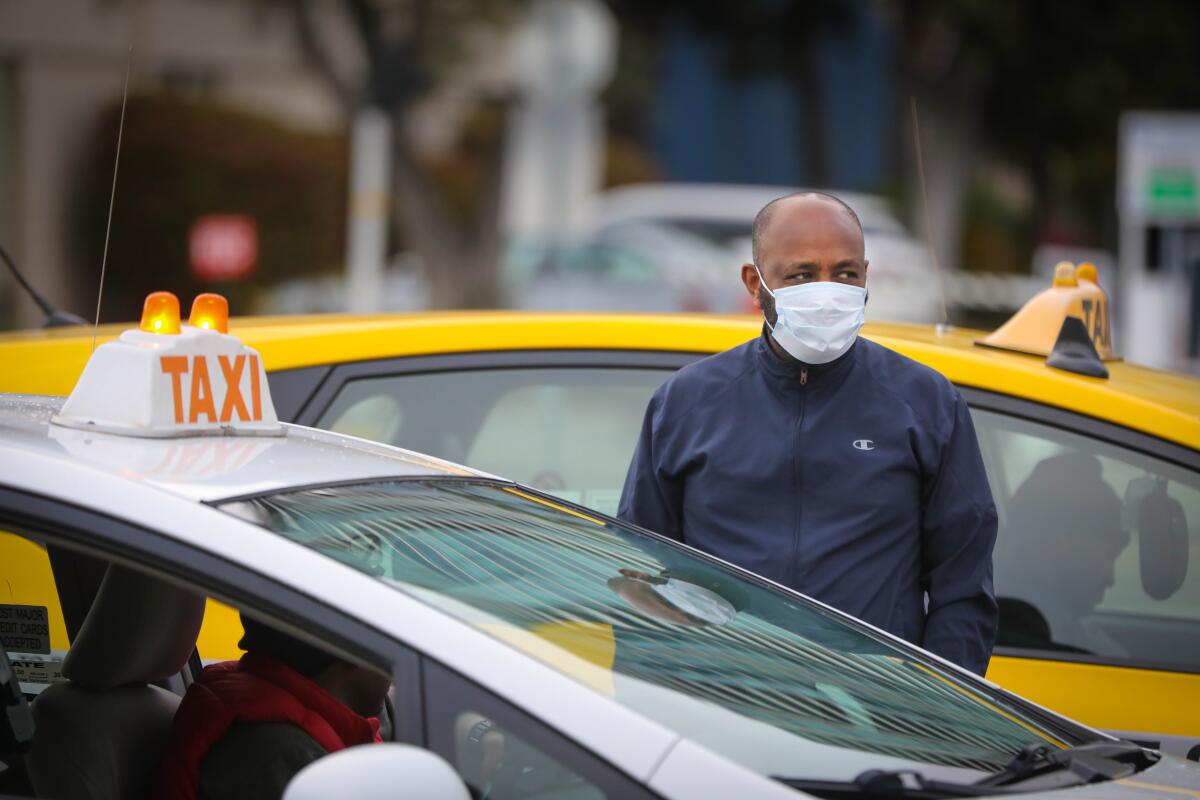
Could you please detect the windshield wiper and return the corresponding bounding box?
[775,739,1159,799]
[777,770,1007,798]
[977,739,1156,789]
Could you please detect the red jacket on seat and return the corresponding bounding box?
[157,652,381,800]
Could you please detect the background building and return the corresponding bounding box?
[1,0,1197,370]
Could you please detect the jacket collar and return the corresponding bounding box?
[754,324,859,384]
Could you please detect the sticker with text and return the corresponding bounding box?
[0,604,50,654]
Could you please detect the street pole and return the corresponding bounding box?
[345,106,392,313]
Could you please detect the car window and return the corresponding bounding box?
[222,479,1084,785]
[316,368,673,517]
[0,513,426,785]
[0,528,245,688]
[424,660,653,800]
[974,409,1199,670]
[0,532,69,697]
[0,534,248,672]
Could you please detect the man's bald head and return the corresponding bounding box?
[741,192,869,317]
[751,192,864,266]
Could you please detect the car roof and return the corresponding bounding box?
[866,321,1200,448]
[0,394,684,782]
[2,311,1197,449]
[0,394,478,503]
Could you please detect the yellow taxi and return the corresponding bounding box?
[1,267,1197,762]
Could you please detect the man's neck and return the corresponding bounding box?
[764,330,792,363]
[763,323,811,367]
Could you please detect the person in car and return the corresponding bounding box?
[619,191,998,675]
[994,451,1129,655]
[157,614,390,800]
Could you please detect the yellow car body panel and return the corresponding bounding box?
[2,311,1198,749]
[0,533,71,653]
[2,312,1196,449]
[192,599,244,662]
[986,655,1199,739]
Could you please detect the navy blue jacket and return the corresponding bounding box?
[618,331,998,675]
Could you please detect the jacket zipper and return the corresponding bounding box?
[793,367,808,587]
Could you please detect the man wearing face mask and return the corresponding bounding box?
[618,192,998,675]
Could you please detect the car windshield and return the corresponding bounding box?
[220,478,1083,783]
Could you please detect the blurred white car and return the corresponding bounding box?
[585,183,941,322]
[269,183,941,319]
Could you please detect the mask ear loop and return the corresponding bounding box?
[753,264,779,332]
[753,264,775,298]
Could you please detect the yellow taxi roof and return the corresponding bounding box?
[1,311,1197,450]
[865,321,1200,449]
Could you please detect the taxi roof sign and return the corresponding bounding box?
[978,262,1114,362]
[52,293,282,438]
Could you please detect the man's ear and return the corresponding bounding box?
[741,263,762,307]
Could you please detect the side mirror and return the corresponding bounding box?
[1125,476,1189,600]
[283,743,470,800]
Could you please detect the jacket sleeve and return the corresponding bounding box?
[919,391,999,675]
[617,391,684,541]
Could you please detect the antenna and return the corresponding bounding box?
[1,245,59,319]
[93,46,133,353]
[2,243,88,327]
[910,95,951,332]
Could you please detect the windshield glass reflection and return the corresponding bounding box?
[221,479,1075,780]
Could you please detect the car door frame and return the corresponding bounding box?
[961,385,1199,672]
[0,484,683,787]
[959,386,1200,759]
[282,349,702,428]
[960,387,1200,474]
[284,349,1197,475]
[0,485,427,747]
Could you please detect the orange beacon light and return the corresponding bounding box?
[139,291,182,335]
[188,293,229,334]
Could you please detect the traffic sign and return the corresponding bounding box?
[189,215,258,282]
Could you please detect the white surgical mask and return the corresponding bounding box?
[756,267,867,365]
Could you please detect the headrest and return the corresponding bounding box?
[62,564,206,689]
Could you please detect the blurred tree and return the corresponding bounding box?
[282,0,520,308]
[600,21,664,187]
[895,0,1200,270]
[605,0,853,187]
[76,93,347,321]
